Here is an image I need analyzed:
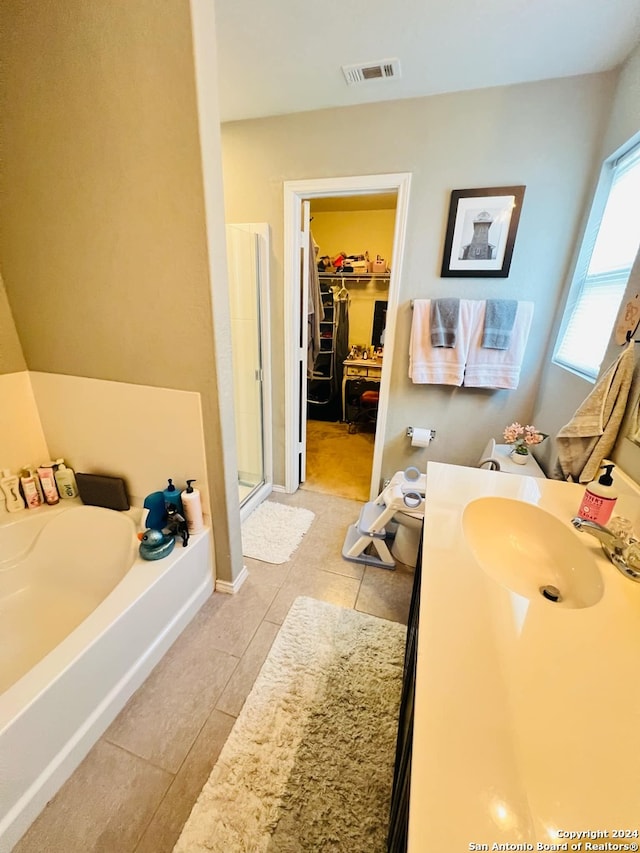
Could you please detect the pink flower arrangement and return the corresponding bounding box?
[503,422,548,455]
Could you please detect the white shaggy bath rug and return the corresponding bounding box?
[173,596,406,853]
[241,500,315,564]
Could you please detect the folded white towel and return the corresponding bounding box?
[463,301,534,389]
[409,299,481,385]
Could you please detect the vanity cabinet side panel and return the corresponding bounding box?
[387,525,423,853]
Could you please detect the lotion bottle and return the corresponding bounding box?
[181,479,204,534]
[20,468,43,509]
[38,463,60,505]
[1,469,26,512]
[577,462,618,525]
[54,459,78,499]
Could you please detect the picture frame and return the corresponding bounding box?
[440,186,526,278]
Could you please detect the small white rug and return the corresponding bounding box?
[241,500,315,564]
[173,597,406,853]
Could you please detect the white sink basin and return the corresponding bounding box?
[462,497,604,608]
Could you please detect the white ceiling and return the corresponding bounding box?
[214,0,640,123]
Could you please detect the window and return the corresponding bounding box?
[554,140,640,380]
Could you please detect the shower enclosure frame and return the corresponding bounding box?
[227,222,274,521]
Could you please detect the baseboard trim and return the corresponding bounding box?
[215,565,249,595]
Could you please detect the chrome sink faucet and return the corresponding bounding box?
[571,517,640,583]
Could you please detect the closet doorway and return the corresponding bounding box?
[284,174,412,501]
[305,195,396,501]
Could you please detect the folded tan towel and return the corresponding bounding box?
[554,343,636,483]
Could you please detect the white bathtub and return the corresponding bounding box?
[0,502,213,852]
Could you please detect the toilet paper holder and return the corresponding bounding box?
[407,427,436,440]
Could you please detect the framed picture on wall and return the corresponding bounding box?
[440,185,526,278]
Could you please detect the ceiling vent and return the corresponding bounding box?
[341,59,401,86]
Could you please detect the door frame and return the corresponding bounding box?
[284,172,412,498]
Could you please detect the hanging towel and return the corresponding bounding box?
[463,301,534,389]
[430,298,460,347]
[409,299,481,385]
[554,343,636,483]
[333,293,350,398]
[482,299,518,349]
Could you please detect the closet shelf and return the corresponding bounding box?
[319,272,390,283]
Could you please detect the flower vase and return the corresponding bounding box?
[511,449,528,465]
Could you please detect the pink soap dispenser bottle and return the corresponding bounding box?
[577,462,618,525]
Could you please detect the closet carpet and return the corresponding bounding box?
[302,419,374,502]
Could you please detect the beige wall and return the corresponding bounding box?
[0,274,26,375]
[311,209,396,269]
[533,42,640,478]
[311,209,393,349]
[30,373,210,511]
[221,72,616,485]
[0,373,48,474]
[0,0,241,582]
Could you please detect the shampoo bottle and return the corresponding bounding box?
[577,462,618,525]
[181,479,204,534]
[37,463,60,505]
[54,459,78,499]
[20,468,43,509]
[1,469,26,512]
[163,478,183,514]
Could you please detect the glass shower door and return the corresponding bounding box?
[226,225,265,506]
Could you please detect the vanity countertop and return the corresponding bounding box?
[409,462,640,850]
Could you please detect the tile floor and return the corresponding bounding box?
[15,488,414,853]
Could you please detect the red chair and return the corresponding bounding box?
[348,389,379,433]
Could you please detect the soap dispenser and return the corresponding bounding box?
[163,478,183,514]
[181,479,204,534]
[577,462,618,525]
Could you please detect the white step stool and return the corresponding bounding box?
[342,467,426,570]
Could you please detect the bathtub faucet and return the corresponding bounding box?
[571,517,640,582]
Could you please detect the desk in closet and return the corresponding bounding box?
[342,358,382,422]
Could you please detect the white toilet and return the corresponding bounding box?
[390,509,423,567]
[385,468,426,569]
